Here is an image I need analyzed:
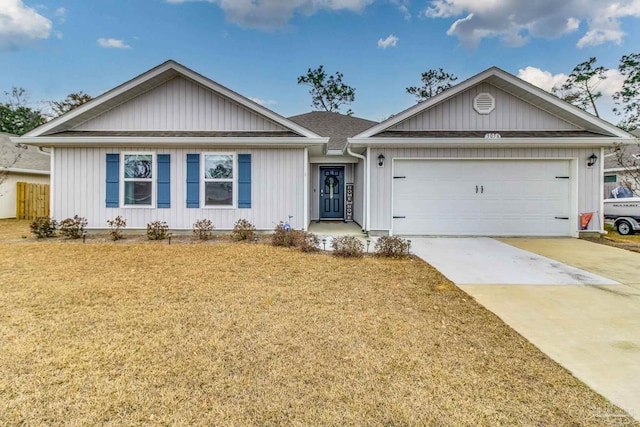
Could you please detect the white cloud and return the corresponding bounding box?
[390,0,411,20]
[517,66,568,92]
[97,38,131,49]
[165,0,375,30]
[377,34,399,48]
[424,0,640,48]
[54,7,66,24]
[0,0,52,51]
[518,66,625,97]
[249,97,277,106]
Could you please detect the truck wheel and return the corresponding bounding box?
[617,220,634,235]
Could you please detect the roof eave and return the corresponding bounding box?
[348,137,629,149]
[16,136,329,148]
[0,167,50,175]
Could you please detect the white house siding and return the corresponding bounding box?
[368,147,601,234]
[52,147,305,230]
[0,172,50,218]
[74,77,286,132]
[390,83,579,131]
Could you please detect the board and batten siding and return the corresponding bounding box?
[52,147,305,230]
[74,77,286,132]
[390,83,580,132]
[368,147,601,234]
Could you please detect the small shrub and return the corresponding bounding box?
[193,219,215,240]
[147,221,169,240]
[59,215,88,239]
[107,216,127,241]
[232,218,256,241]
[30,217,57,238]
[272,223,319,252]
[331,235,364,258]
[294,231,320,253]
[272,222,295,247]
[374,236,410,258]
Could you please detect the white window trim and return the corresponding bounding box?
[201,152,236,209]
[121,152,156,208]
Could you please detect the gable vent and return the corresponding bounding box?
[473,93,495,115]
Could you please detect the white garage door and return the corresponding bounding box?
[392,159,572,236]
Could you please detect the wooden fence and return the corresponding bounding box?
[16,182,50,220]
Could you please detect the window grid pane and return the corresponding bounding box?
[205,182,233,206]
[204,155,233,180]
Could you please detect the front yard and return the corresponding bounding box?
[0,221,637,426]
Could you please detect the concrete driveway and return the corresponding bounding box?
[411,237,640,421]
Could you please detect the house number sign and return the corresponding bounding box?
[484,133,501,139]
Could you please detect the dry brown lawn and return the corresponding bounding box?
[0,221,637,426]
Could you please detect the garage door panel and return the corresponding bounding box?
[392,160,571,236]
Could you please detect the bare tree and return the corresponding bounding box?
[612,142,640,195]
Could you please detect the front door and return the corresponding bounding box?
[320,166,344,219]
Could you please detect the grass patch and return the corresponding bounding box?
[0,219,31,240]
[0,236,636,425]
[583,223,640,253]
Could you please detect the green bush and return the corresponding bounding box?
[147,221,169,240]
[30,217,57,238]
[107,216,126,241]
[331,235,364,258]
[374,236,410,258]
[193,219,214,240]
[232,218,256,241]
[59,215,88,239]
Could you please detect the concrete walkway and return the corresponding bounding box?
[412,237,640,421]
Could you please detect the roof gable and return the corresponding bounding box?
[73,76,285,132]
[389,82,580,132]
[355,67,633,140]
[27,60,320,138]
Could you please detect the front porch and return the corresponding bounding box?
[308,221,366,236]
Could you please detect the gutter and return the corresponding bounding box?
[346,142,367,232]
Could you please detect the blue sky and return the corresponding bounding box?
[2,0,639,124]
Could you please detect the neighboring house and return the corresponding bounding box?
[16,61,636,236]
[0,132,50,219]
[603,128,640,197]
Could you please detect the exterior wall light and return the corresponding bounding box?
[377,154,385,167]
[587,153,598,168]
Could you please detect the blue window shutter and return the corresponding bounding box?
[186,154,200,208]
[238,154,251,208]
[157,154,171,208]
[106,154,119,207]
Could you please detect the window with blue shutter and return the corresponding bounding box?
[237,154,252,208]
[186,154,200,208]
[106,154,120,207]
[157,154,171,208]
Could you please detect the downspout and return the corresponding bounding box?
[346,141,367,232]
[599,146,605,233]
[303,147,309,231]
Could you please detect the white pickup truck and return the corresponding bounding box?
[603,197,640,235]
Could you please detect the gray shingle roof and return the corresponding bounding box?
[288,111,377,151]
[0,132,50,172]
[47,130,300,138]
